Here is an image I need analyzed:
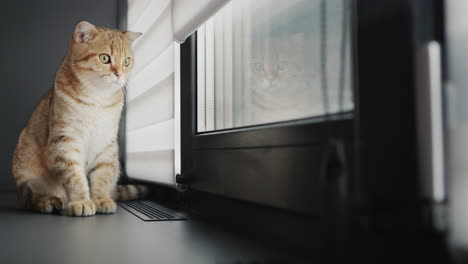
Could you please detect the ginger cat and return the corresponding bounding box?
[12,21,146,216]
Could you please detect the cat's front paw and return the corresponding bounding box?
[66,199,96,216]
[94,198,117,214]
[35,196,64,214]
[93,198,117,214]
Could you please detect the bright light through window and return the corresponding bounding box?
[197,0,353,132]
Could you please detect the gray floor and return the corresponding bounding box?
[0,192,295,264]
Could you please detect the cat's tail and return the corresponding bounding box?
[113,184,149,201]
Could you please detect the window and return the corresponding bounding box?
[197,0,352,132]
[180,0,354,214]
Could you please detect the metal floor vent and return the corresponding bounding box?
[119,200,187,222]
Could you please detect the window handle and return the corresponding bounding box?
[320,139,349,258]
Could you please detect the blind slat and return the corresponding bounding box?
[205,19,215,131]
[127,119,174,153]
[172,0,230,42]
[127,0,152,29]
[214,14,224,130]
[223,3,234,129]
[197,25,206,131]
[132,4,173,73]
[127,74,174,131]
[130,0,171,33]
[126,150,175,185]
[127,44,174,102]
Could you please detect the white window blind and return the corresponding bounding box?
[126,0,229,186]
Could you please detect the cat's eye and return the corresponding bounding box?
[99,54,111,64]
[123,57,131,67]
[254,63,264,72]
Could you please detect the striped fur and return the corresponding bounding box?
[12,21,142,216]
[113,184,149,201]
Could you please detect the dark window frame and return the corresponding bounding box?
[179,1,356,215]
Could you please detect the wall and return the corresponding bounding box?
[0,0,118,191]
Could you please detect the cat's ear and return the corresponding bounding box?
[74,21,97,43]
[124,31,142,42]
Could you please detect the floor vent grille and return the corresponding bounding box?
[119,200,186,221]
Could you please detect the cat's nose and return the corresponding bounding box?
[114,72,121,78]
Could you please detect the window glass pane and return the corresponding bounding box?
[197,0,353,132]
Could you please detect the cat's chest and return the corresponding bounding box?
[88,119,114,148]
[84,108,119,163]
